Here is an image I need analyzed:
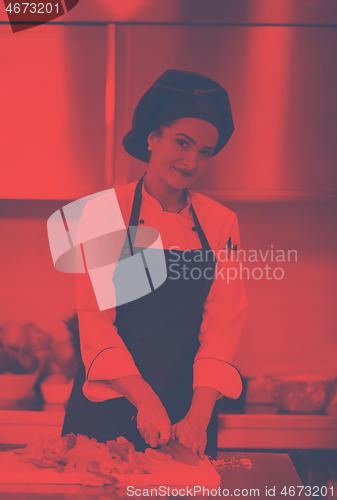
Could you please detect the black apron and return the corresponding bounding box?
[62,175,219,454]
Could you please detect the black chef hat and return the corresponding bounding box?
[122,69,234,163]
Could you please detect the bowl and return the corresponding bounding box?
[264,373,337,414]
[40,375,74,405]
[0,372,39,405]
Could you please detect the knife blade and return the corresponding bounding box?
[159,437,200,467]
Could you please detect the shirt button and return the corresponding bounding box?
[139,219,145,224]
[191,226,197,231]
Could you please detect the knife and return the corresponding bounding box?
[130,416,199,466]
[159,437,200,467]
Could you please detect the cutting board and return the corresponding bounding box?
[0,450,220,487]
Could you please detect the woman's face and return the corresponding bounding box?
[147,118,219,189]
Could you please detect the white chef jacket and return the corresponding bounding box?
[75,179,248,403]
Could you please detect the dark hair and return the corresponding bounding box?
[146,120,177,161]
[151,120,177,139]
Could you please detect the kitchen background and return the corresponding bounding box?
[0,0,336,490]
[1,1,336,378]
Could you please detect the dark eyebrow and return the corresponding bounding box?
[174,133,215,151]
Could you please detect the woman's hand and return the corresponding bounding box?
[170,411,210,459]
[170,386,220,459]
[109,374,171,448]
[136,398,171,448]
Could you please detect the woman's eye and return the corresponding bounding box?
[200,150,212,158]
[176,139,188,148]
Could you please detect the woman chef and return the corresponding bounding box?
[62,69,248,458]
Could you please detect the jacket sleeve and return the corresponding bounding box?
[193,213,248,400]
[75,268,141,402]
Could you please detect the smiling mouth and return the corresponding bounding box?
[173,167,194,177]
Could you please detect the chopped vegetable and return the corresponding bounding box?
[106,439,130,462]
[145,447,173,461]
[18,434,175,486]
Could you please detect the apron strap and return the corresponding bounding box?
[128,173,146,228]
[190,204,211,251]
[127,174,212,251]
[119,174,146,257]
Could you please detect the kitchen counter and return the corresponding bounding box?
[1,403,337,449]
[218,405,337,449]
[0,446,303,500]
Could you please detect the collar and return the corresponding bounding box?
[141,176,192,215]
